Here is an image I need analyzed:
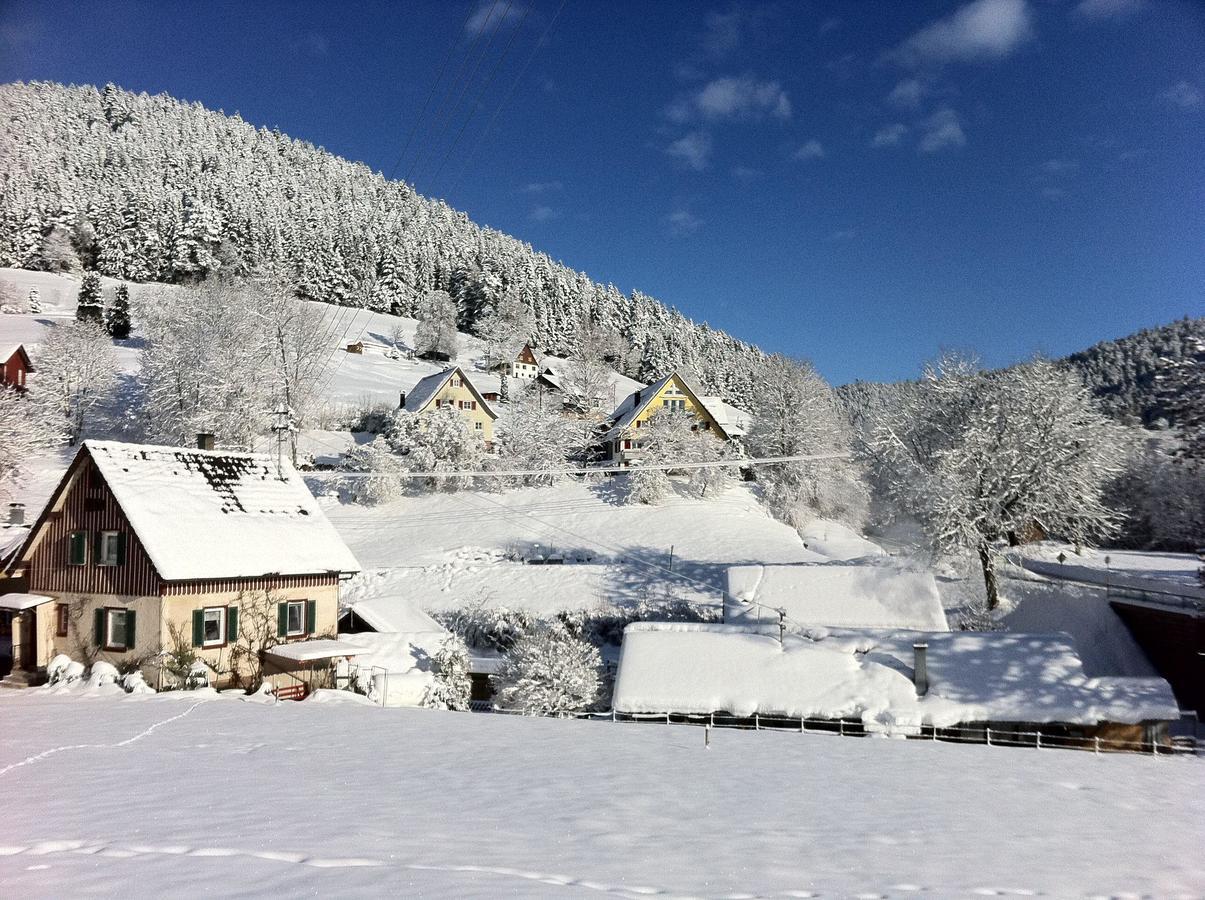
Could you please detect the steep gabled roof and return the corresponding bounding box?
[403,367,498,418]
[20,441,360,582]
[603,370,732,441]
[1,344,33,371]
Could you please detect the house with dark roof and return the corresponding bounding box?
[601,370,749,466]
[1,439,361,695]
[491,342,540,380]
[401,366,498,447]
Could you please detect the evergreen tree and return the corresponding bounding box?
[75,272,104,323]
[105,283,132,338]
[423,636,472,711]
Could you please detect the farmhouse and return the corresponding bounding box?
[725,562,949,631]
[612,623,1180,748]
[402,366,498,446]
[601,370,747,466]
[1,343,33,390]
[1,439,362,696]
[492,342,540,380]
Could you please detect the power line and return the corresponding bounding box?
[309,452,850,479]
[446,0,569,198]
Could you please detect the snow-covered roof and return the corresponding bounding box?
[67,441,360,581]
[403,367,498,418]
[1,344,32,369]
[264,639,367,662]
[0,524,30,566]
[0,591,54,611]
[604,370,740,442]
[612,623,1180,727]
[726,562,949,631]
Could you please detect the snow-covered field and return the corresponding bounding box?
[1016,542,1202,595]
[0,691,1201,899]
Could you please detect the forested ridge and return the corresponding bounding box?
[0,81,767,407]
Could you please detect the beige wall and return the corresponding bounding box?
[426,375,497,444]
[35,583,339,688]
[612,374,725,464]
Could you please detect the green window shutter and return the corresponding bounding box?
[115,532,126,565]
[93,608,104,646]
[69,531,87,565]
[226,606,239,643]
[277,603,288,637]
[192,609,204,647]
[305,600,317,634]
[125,609,136,648]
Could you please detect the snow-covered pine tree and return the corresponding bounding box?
[105,283,132,338]
[423,636,473,711]
[75,272,104,324]
[27,287,41,313]
[491,620,603,716]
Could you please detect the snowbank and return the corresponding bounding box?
[726,561,949,630]
[612,623,1180,728]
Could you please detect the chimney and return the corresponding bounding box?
[913,643,929,697]
[399,391,406,409]
[196,432,215,451]
[634,389,642,404]
[8,502,24,526]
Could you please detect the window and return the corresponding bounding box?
[474,421,483,431]
[278,600,312,638]
[663,398,685,411]
[97,531,124,566]
[68,530,88,565]
[96,608,135,652]
[55,603,69,637]
[202,607,226,647]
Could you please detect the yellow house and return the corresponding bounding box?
[402,366,499,447]
[601,370,747,466]
[2,439,362,696]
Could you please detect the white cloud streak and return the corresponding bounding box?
[891,0,1033,67]
[918,108,967,153]
[665,131,713,170]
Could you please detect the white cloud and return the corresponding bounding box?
[700,7,743,59]
[1041,186,1067,200]
[665,209,703,235]
[888,78,927,109]
[292,32,329,58]
[466,1,526,36]
[529,205,560,222]
[829,228,857,241]
[918,108,967,153]
[1073,0,1145,21]
[819,17,842,35]
[1159,81,1202,110]
[892,0,1033,67]
[665,131,713,170]
[732,165,763,181]
[871,123,909,147]
[794,139,825,161]
[521,180,563,193]
[671,75,792,123]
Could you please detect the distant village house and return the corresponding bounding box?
[401,366,498,447]
[492,343,539,380]
[1,344,33,391]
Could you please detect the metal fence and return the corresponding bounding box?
[464,704,1199,758]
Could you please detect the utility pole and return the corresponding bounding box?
[271,404,293,481]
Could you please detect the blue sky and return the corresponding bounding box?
[1,0,1202,384]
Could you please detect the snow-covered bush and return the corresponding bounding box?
[624,467,670,505]
[492,621,604,716]
[87,660,120,688]
[341,440,406,505]
[422,636,472,711]
[122,670,155,694]
[46,654,83,684]
[385,406,482,492]
[438,601,535,652]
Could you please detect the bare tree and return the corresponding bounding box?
[37,321,118,444]
[414,289,459,361]
[866,354,1131,608]
[0,386,55,485]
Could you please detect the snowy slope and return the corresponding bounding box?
[0,692,1200,898]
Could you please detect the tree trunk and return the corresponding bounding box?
[978,541,1000,610]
